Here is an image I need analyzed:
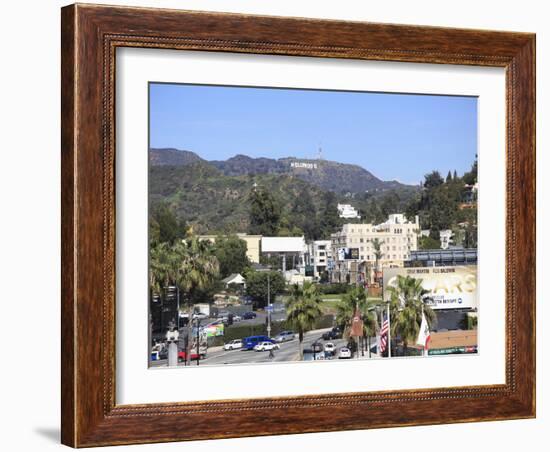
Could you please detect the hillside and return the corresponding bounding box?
[149,162,329,235]
[149,148,204,166]
[150,148,416,195]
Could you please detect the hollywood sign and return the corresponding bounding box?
[290,161,318,169]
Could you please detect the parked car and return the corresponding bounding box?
[338,347,352,359]
[224,339,243,351]
[243,311,257,320]
[232,315,242,322]
[254,341,280,352]
[242,335,273,350]
[274,331,295,342]
[192,312,208,320]
[324,342,336,354]
[322,327,342,340]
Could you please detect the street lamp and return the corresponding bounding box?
[256,265,274,339]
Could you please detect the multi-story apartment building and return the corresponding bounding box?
[310,240,332,279]
[330,214,420,284]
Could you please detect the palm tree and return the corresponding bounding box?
[176,237,219,364]
[385,275,436,356]
[336,287,380,357]
[369,238,384,284]
[285,282,323,360]
[149,242,174,297]
[150,241,182,328]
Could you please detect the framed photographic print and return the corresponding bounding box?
[61,3,536,447]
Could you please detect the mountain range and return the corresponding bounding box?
[149,148,414,194]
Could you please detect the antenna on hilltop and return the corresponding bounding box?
[317,143,324,161]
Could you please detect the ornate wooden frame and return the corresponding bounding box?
[61,3,536,447]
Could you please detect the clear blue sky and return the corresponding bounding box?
[149,83,477,185]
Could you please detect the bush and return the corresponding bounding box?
[318,283,349,295]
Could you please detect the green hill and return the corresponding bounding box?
[149,162,330,235]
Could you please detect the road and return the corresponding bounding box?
[150,328,361,367]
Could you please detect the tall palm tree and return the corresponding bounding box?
[336,287,380,357]
[149,241,183,331]
[285,282,323,360]
[176,237,219,364]
[369,238,384,284]
[386,275,436,356]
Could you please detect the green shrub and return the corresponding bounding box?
[318,283,349,295]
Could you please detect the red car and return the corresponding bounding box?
[178,351,205,362]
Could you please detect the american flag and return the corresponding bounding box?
[379,315,389,354]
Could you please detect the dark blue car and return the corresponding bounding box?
[242,335,273,350]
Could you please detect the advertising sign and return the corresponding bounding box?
[202,323,225,337]
[383,265,477,310]
[337,247,359,260]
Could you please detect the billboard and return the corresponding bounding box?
[383,265,477,310]
[201,323,225,337]
[337,247,359,260]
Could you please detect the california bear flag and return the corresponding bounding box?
[416,312,431,352]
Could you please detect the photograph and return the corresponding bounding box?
[147,83,479,368]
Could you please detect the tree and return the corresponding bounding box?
[175,237,219,364]
[248,186,281,236]
[290,186,319,240]
[380,191,400,218]
[369,238,385,282]
[463,156,478,185]
[335,287,379,357]
[418,235,441,250]
[150,202,187,245]
[319,191,341,238]
[423,171,444,189]
[285,282,323,360]
[446,170,453,183]
[386,275,436,356]
[245,270,286,308]
[214,235,250,278]
[149,242,177,297]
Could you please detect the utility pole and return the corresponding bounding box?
[267,273,271,338]
[196,317,201,366]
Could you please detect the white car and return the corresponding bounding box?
[324,342,336,353]
[232,315,242,322]
[253,341,280,352]
[223,339,243,351]
[338,347,352,359]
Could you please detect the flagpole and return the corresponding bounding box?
[420,303,427,356]
[378,306,383,358]
[387,302,391,358]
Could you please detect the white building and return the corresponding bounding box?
[337,203,361,219]
[310,240,332,279]
[221,273,246,288]
[439,229,454,250]
[330,213,420,284]
[261,236,307,273]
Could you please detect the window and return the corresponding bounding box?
[360,238,364,243]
